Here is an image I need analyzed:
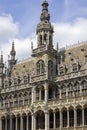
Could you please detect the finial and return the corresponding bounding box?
[12,40,15,51]
[31,41,33,50]
[60,55,63,64]
[0,51,3,64]
[57,42,59,52]
[10,40,16,56]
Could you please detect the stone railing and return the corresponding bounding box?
[1,84,31,93]
[55,69,87,82]
[48,126,87,130]
[48,96,87,108]
[30,73,47,83]
[32,45,47,56]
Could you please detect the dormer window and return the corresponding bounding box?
[72,63,80,72]
[23,74,29,84]
[58,65,67,75]
[72,63,78,72]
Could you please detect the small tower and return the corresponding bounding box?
[36,0,54,48]
[0,53,4,89]
[9,41,16,69]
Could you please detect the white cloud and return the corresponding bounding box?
[53,18,87,48]
[0,15,87,63]
[0,14,18,42]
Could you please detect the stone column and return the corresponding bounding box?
[60,109,62,129]
[44,83,48,102]
[66,88,68,97]
[0,117,2,130]
[32,88,34,104]
[34,88,36,103]
[16,116,18,130]
[54,111,56,129]
[10,116,12,130]
[39,89,41,101]
[82,108,84,126]
[45,111,49,130]
[80,85,82,95]
[74,108,77,128]
[20,115,23,130]
[67,109,69,127]
[59,89,62,99]
[27,114,29,130]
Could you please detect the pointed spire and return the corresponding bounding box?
[56,42,59,53]
[10,41,16,56]
[12,40,15,51]
[9,41,16,70]
[40,0,50,21]
[0,51,3,64]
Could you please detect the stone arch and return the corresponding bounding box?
[68,105,74,110]
[24,91,28,96]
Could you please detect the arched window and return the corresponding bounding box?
[39,35,42,46]
[48,60,53,76]
[44,34,47,44]
[62,110,67,127]
[69,110,74,127]
[55,111,60,128]
[36,87,39,101]
[37,60,45,75]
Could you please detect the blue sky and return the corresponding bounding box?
[0,0,87,38]
[0,0,87,60]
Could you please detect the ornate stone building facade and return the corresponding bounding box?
[0,0,87,130]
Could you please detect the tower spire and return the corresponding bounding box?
[9,41,16,70]
[0,52,4,89]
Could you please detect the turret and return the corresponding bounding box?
[0,53,4,89]
[9,41,16,69]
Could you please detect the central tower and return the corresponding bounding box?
[36,0,54,48]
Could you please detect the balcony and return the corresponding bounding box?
[32,45,47,56]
